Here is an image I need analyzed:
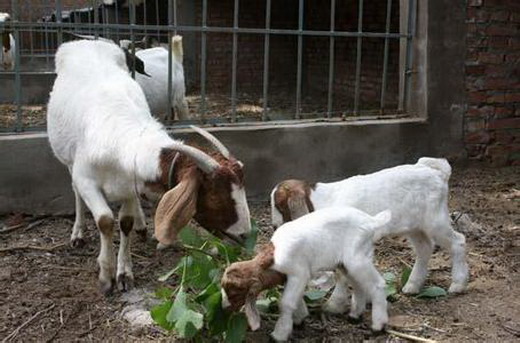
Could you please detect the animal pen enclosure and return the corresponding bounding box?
[0,0,416,132]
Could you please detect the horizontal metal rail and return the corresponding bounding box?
[0,22,408,39]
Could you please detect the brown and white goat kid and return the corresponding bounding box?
[221,207,392,342]
[0,13,15,70]
[47,39,251,294]
[270,158,468,294]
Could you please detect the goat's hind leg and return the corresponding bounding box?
[70,183,87,248]
[133,201,148,242]
[324,269,350,315]
[74,175,116,295]
[432,223,468,293]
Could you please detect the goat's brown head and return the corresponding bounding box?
[271,179,315,229]
[220,243,285,330]
[154,126,251,246]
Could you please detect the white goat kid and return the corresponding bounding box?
[47,39,251,294]
[135,35,190,121]
[0,12,15,71]
[221,207,391,341]
[271,157,468,294]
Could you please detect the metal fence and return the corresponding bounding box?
[0,0,417,132]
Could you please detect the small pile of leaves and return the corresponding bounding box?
[151,222,258,342]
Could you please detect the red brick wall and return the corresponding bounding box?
[465,0,520,165]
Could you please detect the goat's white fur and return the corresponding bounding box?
[47,39,245,293]
[135,36,190,121]
[271,158,468,294]
[0,12,15,71]
[270,207,391,341]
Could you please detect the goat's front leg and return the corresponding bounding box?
[272,274,308,342]
[74,175,115,295]
[402,231,434,294]
[117,199,139,292]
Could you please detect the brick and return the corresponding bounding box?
[488,36,509,48]
[485,144,511,166]
[469,91,489,103]
[485,78,518,90]
[490,10,510,21]
[466,65,486,75]
[478,52,504,64]
[485,24,517,36]
[487,93,507,103]
[488,117,520,129]
[509,38,520,49]
[495,106,514,117]
[495,130,518,144]
[505,93,520,102]
[469,0,483,6]
[465,131,491,144]
[486,65,509,77]
[466,118,487,132]
[467,105,494,117]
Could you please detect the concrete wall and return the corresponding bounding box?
[0,118,435,215]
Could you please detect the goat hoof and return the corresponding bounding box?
[401,283,421,295]
[117,273,134,292]
[99,278,116,296]
[347,315,363,324]
[371,324,387,334]
[135,229,147,242]
[448,283,466,294]
[71,237,86,248]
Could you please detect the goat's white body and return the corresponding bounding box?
[135,47,189,120]
[1,12,14,71]
[48,39,180,292]
[269,207,390,341]
[271,158,468,294]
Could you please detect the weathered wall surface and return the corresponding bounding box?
[464,0,520,165]
[0,119,434,215]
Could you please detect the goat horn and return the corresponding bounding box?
[171,143,220,174]
[189,125,231,159]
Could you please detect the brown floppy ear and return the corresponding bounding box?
[2,32,10,51]
[244,282,262,331]
[154,171,200,245]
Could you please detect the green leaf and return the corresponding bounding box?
[175,309,204,339]
[225,313,248,343]
[385,284,398,299]
[154,287,174,300]
[417,286,447,299]
[206,291,231,336]
[244,219,259,256]
[195,282,220,303]
[184,253,218,290]
[256,297,277,313]
[304,289,328,302]
[179,226,205,247]
[150,300,174,331]
[383,272,397,284]
[400,267,412,288]
[167,288,188,323]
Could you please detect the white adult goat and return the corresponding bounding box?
[0,12,15,70]
[134,35,190,121]
[47,39,251,294]
[270,157,468,294]
[221,207,392,341]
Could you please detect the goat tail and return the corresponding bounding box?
[417,157,452,181]
[171,35,183,64]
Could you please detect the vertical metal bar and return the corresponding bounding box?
[167,0,173,121]
[327,0,335,118]
[403,0,416,112]
[93,0,99,39]
[173,0,178,34]
[353,0,363,115]
[231,0,239,122]
[56,0,63,44]
[200,0,208,119]
[11,0,22,132]
[156,0,160,39]
[379,0,392,112]
[295,0,304,119]
[262,0,271,121]
[130,0,136,78]
[115,0,120,42]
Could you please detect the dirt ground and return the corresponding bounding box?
[0,163,519,342]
